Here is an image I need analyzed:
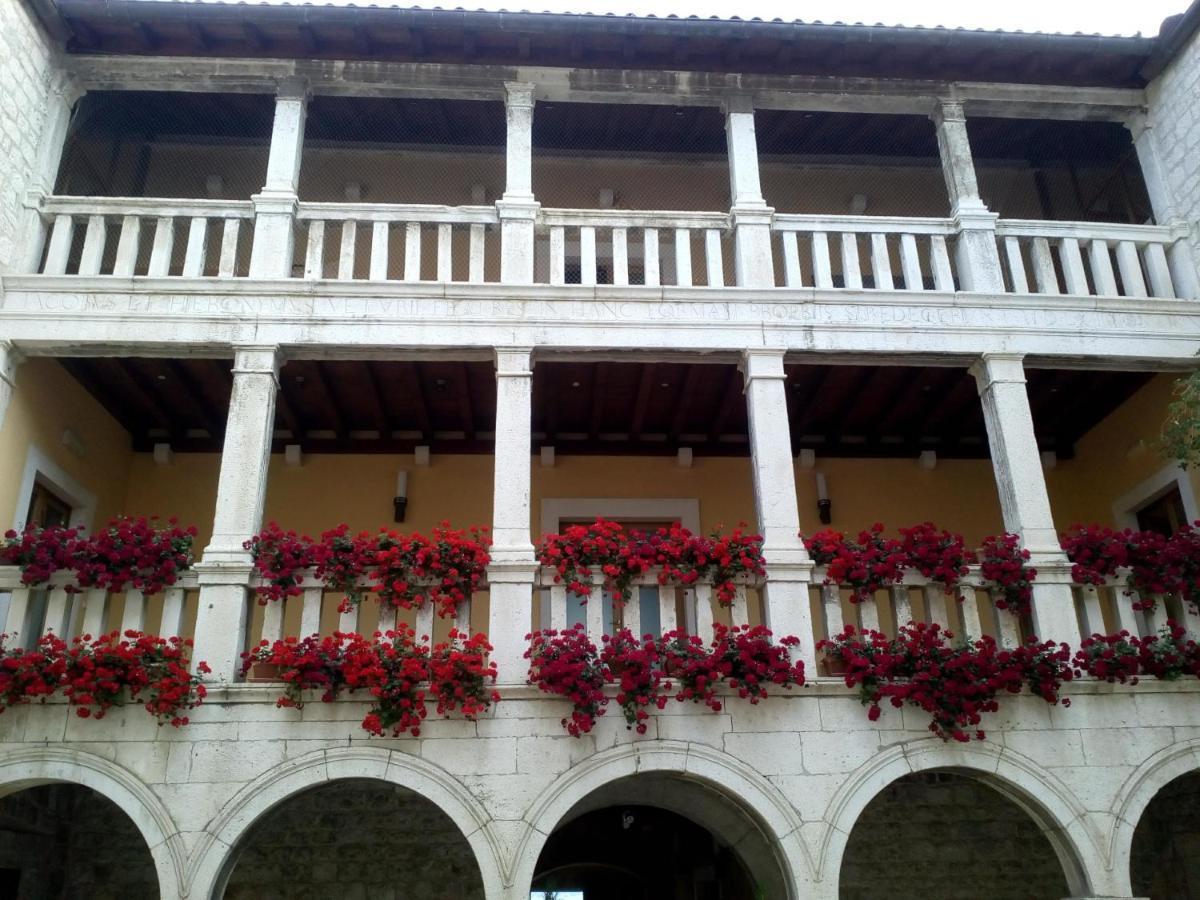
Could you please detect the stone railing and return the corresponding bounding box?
[0,566,200,643]
[34,196,256,278]
[995,219,1195,300]
[770,214,960,291]
[294,201,498,282]
[23,194,1199,302]
[535,208,732,287]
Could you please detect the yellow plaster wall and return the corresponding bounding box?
[0,359,133,530]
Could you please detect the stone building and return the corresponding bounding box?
[1,0,1200,896]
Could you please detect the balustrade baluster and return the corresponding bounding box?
[1003,236,1029,292]
[995,604,1021,648]
[114,216,142,277]
[959,586,983,639]
[821,583,844,642]
[416,601,435,642]
[79,215,107,276]
[377,604,397,633]
[147,217,175,277]
[370,221,389,281]
[1088,239,1118,295]
[730,584,749,629]
[612,227,629,286]
[1077,585,1105,637]
[643,228,661,287]
[870,233,894,290]
[218,219,241,278]
[674,228,693,286]
[549,226,566,286]
[704,228,724,287]
[841,233,863,289]
[899,233,923,290]
[1144,243,1176,298]
[811,232,833,288]
[858,597,881,633]
[624,590,642,637]
[160,587,187,637]
[304,220,325,279]
[300,586,323,636]
[1167,594,1200,639]
[549,585,567,631]
[586,592,605,647]
[1112,585,1142,637]
[4,588,31,639]
[121,589,147,633]
[1138,592,1169,636]
[693,583,715,638]
[338,601,360,635]
[657,584,676,632]
[43,214,73,275]
[781,232,803,287]
[437,223,453,282]
[338,220,358,280]
[81,588,109,637]
[1115,241,1148,297]
[930,235,954,291]
[580,226,597,286]
[42,587,71,637]
[925,584,950,630]
[1030,237,1059,294]
[469,224,485,284]
[260,597,286,643]
[1059,238,1089,295]
[404,222,422,282]
[182,217,209,277]
[889,584,913,632]
[455,597,471,635]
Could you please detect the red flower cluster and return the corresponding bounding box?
[1062,523,1200,612]
[977,533,1037,615]
[245,522,491,618]
[1074,624,1200,683]
[536,519,765,608]
[1,517,196,592]
[526,623,805,737]
[818,622,1072,742]
[240,627,498,737]
[0,631,207,726]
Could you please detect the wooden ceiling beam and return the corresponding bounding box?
[588,363,609,441]
[363,362,390,436]
[630,363,656,441]
[405,361,433,440]
[457,362,477,440]
[164,359,225,439]
[58,359,142,437]
[309,362,346,439]
[113,359,177,438]
[668,365,701,444]
[709,367,744,442]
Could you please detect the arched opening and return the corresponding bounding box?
[219,778,485,900]
[840,771,1071,900]
[530,772,787,899]
[1131,770,1200,899]
[0,783,160,898]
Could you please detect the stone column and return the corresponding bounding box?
[0,341,22,432]
[1126,112,1200,300]
[193,346,281,681]
[932,100,1004,292]
[496,82,539,285]
[11,75,80,275]
[741,349,817,671]
[488,348,537,684]
[971,353,1079,646]
[249,79,307,279]
[725,97,776,288]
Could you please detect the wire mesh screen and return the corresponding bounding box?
[758,110,949,216]
[54,91,275,199]
[968,118,1152,223]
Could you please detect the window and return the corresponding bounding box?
[1136,485,1188,536]
[25,481,73,529]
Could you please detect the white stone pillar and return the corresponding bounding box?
[932,100,1005,292]
[496,82,539,285]
[488,348,537,684]
[1126,113,1200,299]
[725,97,776,288]
[971,353,1079,646]
[249,79,307,279]
[193,346,281,680]
[741,350,817,671]
[11,76,80,275]
[0,341,22,432]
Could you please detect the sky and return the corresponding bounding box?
[183,0,1191,37]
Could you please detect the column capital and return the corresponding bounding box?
[0,341,23,386]
[487,559,539,581]
[232,345,283,380]
[970,353,1026,390]
[931,98,967,124]
[274,76,310,101]
[193,561,256,585]
[250,192,299,215]
[722,93,756,115]
[495,347,534,377]
[504,82,536,108]
[740,348,787,382]
[1123,110,1151,141]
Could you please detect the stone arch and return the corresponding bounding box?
[1110,739,1200,898]
[819,741,1104,899]
[185,746,507,900]
[511,741,812,899]
[0,746,185,898]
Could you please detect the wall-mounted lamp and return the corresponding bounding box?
[394,470,409,523]
[816,472,832,525]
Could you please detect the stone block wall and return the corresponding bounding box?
[1147,23,1200,271]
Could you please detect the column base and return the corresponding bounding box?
[192,562,255,683]
[487,559,538,686]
